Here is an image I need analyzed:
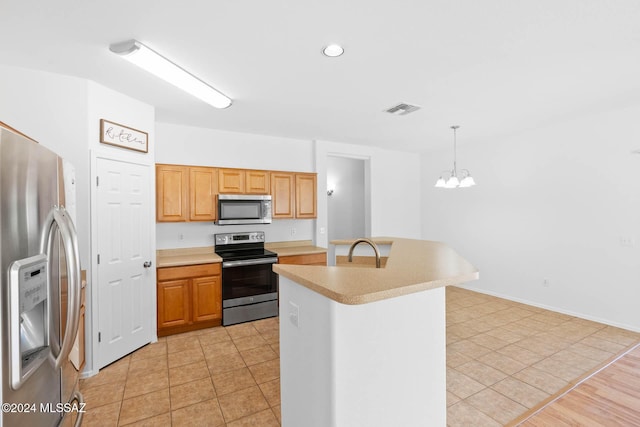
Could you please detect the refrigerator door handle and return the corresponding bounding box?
[67,390,85,427]
[41,206,82,370]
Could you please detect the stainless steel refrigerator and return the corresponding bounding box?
[0,124,84,426]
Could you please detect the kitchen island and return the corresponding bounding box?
[273,237,478,427]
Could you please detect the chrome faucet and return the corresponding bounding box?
[347,238,382,268]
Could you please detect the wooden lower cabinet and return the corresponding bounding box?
[278,252,327,266]
[157,263,222,337]
[157,279,191,329]
[192,276,222,322]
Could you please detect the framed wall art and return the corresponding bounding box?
[100,119,148,153]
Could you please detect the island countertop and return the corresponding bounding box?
[273,237,478,305]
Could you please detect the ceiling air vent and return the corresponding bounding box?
[384,103,421,116]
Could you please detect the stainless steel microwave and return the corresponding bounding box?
[216,194,272,225]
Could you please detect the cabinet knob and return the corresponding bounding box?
[143,261,152,268]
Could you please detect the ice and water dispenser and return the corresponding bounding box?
[9,254,50,390]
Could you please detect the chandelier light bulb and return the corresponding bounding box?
[460,176,476,188]
[445,176,460,188]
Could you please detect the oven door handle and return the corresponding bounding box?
[222,258,278,268]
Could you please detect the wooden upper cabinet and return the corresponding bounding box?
[189,167,217,221]
[156,164,189,222]
[157,164,317,222]
[271,172,295,218]
[296,173,317,218]
[245,170,270,194]
[218,168,245,193]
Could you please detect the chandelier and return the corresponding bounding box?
[435,125,476,188]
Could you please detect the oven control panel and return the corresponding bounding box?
[215,231,265,246]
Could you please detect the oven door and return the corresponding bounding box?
[221,258,278,308]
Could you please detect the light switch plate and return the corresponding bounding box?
[289,301,299,327]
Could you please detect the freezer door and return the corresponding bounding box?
[1,127,63,426]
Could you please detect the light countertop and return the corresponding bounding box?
[266,240,327,257]
[156,247,221,268]
[156,240,327,268]
[273,237,478,305]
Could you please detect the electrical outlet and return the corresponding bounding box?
[179,234,184,240]
[620,236,636,247]
[542,278,550,287]
[290,228,297,236]
[288,301,299,327]
[320,227,326,234]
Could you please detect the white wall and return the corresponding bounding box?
[156,219,315,249]
[327,156,365,241]
[315,140,422,247]
[87,82,156,158]
[421,104,640,331]
[0,65,90,266]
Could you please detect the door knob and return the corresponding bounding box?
[143,261,152,268]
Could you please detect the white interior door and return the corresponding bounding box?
[96,157,153,368]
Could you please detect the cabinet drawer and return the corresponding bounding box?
[278,253,327,266]
[157,263,221,281]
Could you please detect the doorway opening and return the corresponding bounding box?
[326,155,371,241]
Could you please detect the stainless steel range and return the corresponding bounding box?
[215,231,278,326]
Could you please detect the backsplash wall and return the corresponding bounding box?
[156,219,315,249]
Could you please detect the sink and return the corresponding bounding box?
[335,255,388,268]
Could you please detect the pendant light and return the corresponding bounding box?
[435,125,476,189]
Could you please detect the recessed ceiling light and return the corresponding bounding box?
[322,44,344,57]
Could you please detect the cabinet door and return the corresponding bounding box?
[157,279,191,328]
[190,167,217,221]
[296,173,317,218]
[192,275,222,323]
[218,168,245,193]
[271,172,295,218]
[245,170,270,194]
[156,164,189,222]
[279,253,326,266]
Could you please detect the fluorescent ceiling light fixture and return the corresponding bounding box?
[109,39,232,109]
[323,44,344,57]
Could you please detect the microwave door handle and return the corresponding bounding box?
[41,207,82,370]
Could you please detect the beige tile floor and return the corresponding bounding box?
[446,286,640,426]
[80,286,640,426]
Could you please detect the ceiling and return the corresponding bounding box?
[1,0,639,152]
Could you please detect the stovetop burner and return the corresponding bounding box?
[216,248,277,261]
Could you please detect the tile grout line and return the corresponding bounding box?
[506,340,640,427]
[446,289,640,426]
